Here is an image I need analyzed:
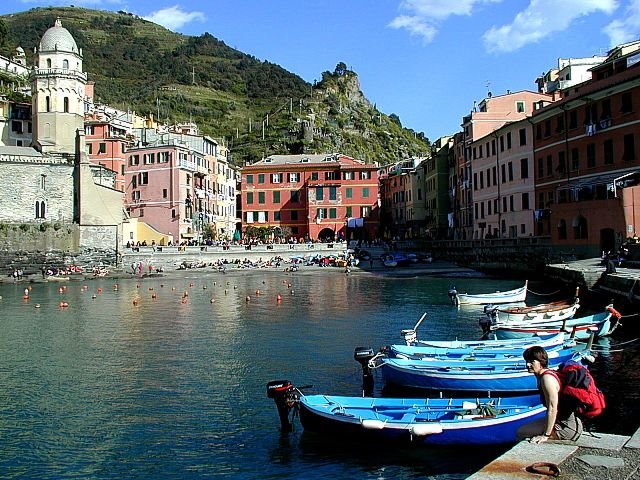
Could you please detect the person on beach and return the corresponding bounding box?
[521,346,583,443]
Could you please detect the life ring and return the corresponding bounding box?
[607,305,622,318]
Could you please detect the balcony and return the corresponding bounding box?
[178,159,197,172]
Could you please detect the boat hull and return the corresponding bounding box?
[299,395,546,445]
[455,282,528,305]
[493,311,613,340]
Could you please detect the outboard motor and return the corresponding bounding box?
[266,380,299,432]
[479,304,499,335]
[448,287,459,306]
[400,329,417,345]
[354,347,376,397]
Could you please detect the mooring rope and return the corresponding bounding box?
[526,288,562,296]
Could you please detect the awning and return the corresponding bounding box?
[181,233,195,238]
[556,169,640,191]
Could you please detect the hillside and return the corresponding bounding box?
[0,7,431,164]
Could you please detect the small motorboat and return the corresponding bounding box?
[266,381,545,445]
[448,281,528,306]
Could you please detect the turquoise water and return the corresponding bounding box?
[0,271,637,479]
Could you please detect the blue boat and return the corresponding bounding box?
[388,333,570,360]
[376,349,585,392]
[297,393,545,445]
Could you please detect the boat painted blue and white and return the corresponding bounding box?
[297,393,545,445]
[376,349,584,392]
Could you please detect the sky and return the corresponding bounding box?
[2,0,640,142]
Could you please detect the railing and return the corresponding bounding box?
[124,243,342,255]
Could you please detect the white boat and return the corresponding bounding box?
[479,299,581,336]
[448,281,528,306]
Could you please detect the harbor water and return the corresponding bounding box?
[1,270,639,479]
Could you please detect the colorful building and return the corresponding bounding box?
[531,41,640,256]
[240,154,379,241]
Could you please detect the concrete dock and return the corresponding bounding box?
[468,427,640,479]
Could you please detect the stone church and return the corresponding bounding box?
[0,19,124,254]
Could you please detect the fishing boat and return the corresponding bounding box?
[267,381,546,445]
[491,306,621,340]
[448,281,528,306]
[479,299,580,335]
[386,334,573,360]
[373,349,585,392]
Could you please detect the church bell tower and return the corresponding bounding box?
[31,18,86,155]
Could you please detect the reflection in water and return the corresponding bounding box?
[0,273,638,479]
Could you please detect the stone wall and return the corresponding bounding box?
[0,160,75,223]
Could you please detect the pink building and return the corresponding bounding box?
[85,113,132,192]
[125,144,211,243]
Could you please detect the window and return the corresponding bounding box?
[246,174,254,184]
[316,187,324,200]
[573,216,588,240]
[486,168,491,187]
[139,172,148,185]
[258,174,265,184]
[343,171,354,180]
[273,191,280,203]
[473,173,478,191]
[246,192,254,204]
[480,202,485,219]
[246,212,254,223]
[500,136,505,152]
[558,219,567,240]
[587,143,596,168]
[621,92,633,113]
[544,120,551,137]
[139,208,144,218]
[604,139,614,165]
[62,59,69,69]
[258,192,265,204]
[346,206,352,217]
[624,133,636,161]
[35,200,46,219]
[99,143,106,154]
[163,189,167,199]
[503,197,507,213]
[63,97,69,113]
[479,171,484,189]
[360,171,371,180]
[274,211,281,221]
[186,175,190,185]
[311,172,318,181]
[329,208,337,219]
[509,195,514,212]
[520,158,529,179]
[519,128,527,146]
[87,144,93,155]
[571,148,580,171]
[522,193,530,210]
[291,210,298,220]
[46,58,51,68]
[569,110,578,129]
[361,206,371,217]
[132,176,137,188]
[346,187,353,199]
[325,171,338,181]
[492,167,497,185]
[501,164,506,183]
[362,187,369,198]
[329,186,337,200]
[508,162,513,181]
[172,209,176,218]
[546,156,553,176]
[558,151,566,174]
[45,96,50,112]
[290,190,299,202]
[556,115,564,133]
[488,201,492,215]
[271,173,281,183]
[506,132,512,149]
[288,172,300,182]
[516,101,525,113]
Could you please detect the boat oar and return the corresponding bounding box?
[413,312,427,331]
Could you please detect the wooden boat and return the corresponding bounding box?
[448,281,528,306]
[492,306,621,340]
[267,381,545,445]
[376,349,584,392]
[480,299,581,329]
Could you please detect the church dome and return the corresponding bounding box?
[39,18,79,53]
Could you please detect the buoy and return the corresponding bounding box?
[97,287,103,294]
[224,289,228,295]
[256,289,261,295]
[277,294,282,302]
[246,296,251,302]
[133,298,139,306]
[92,294,97,299]
[152,293,157,299]
[288,283,292,288]
[59,287,64,294]
[160,284,164,288]
[59,301,69,308]
[203,285,207,290]
[24,288,29,296]
[181,297,188,304]
[28,285,33,291]
[113,284,119,291]
[35,304,40,308]
[210,298,215,303]
[136,284,140,289]
[189,282,194,288]
[183,290,189,298]
[213,282,217,286]
[171,287,176,291]
[23,295,29,300]
[291,290,295,295]
[234,285,238,290]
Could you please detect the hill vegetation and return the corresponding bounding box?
[0,7,431,164]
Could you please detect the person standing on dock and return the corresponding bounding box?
[522,346,583,443]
